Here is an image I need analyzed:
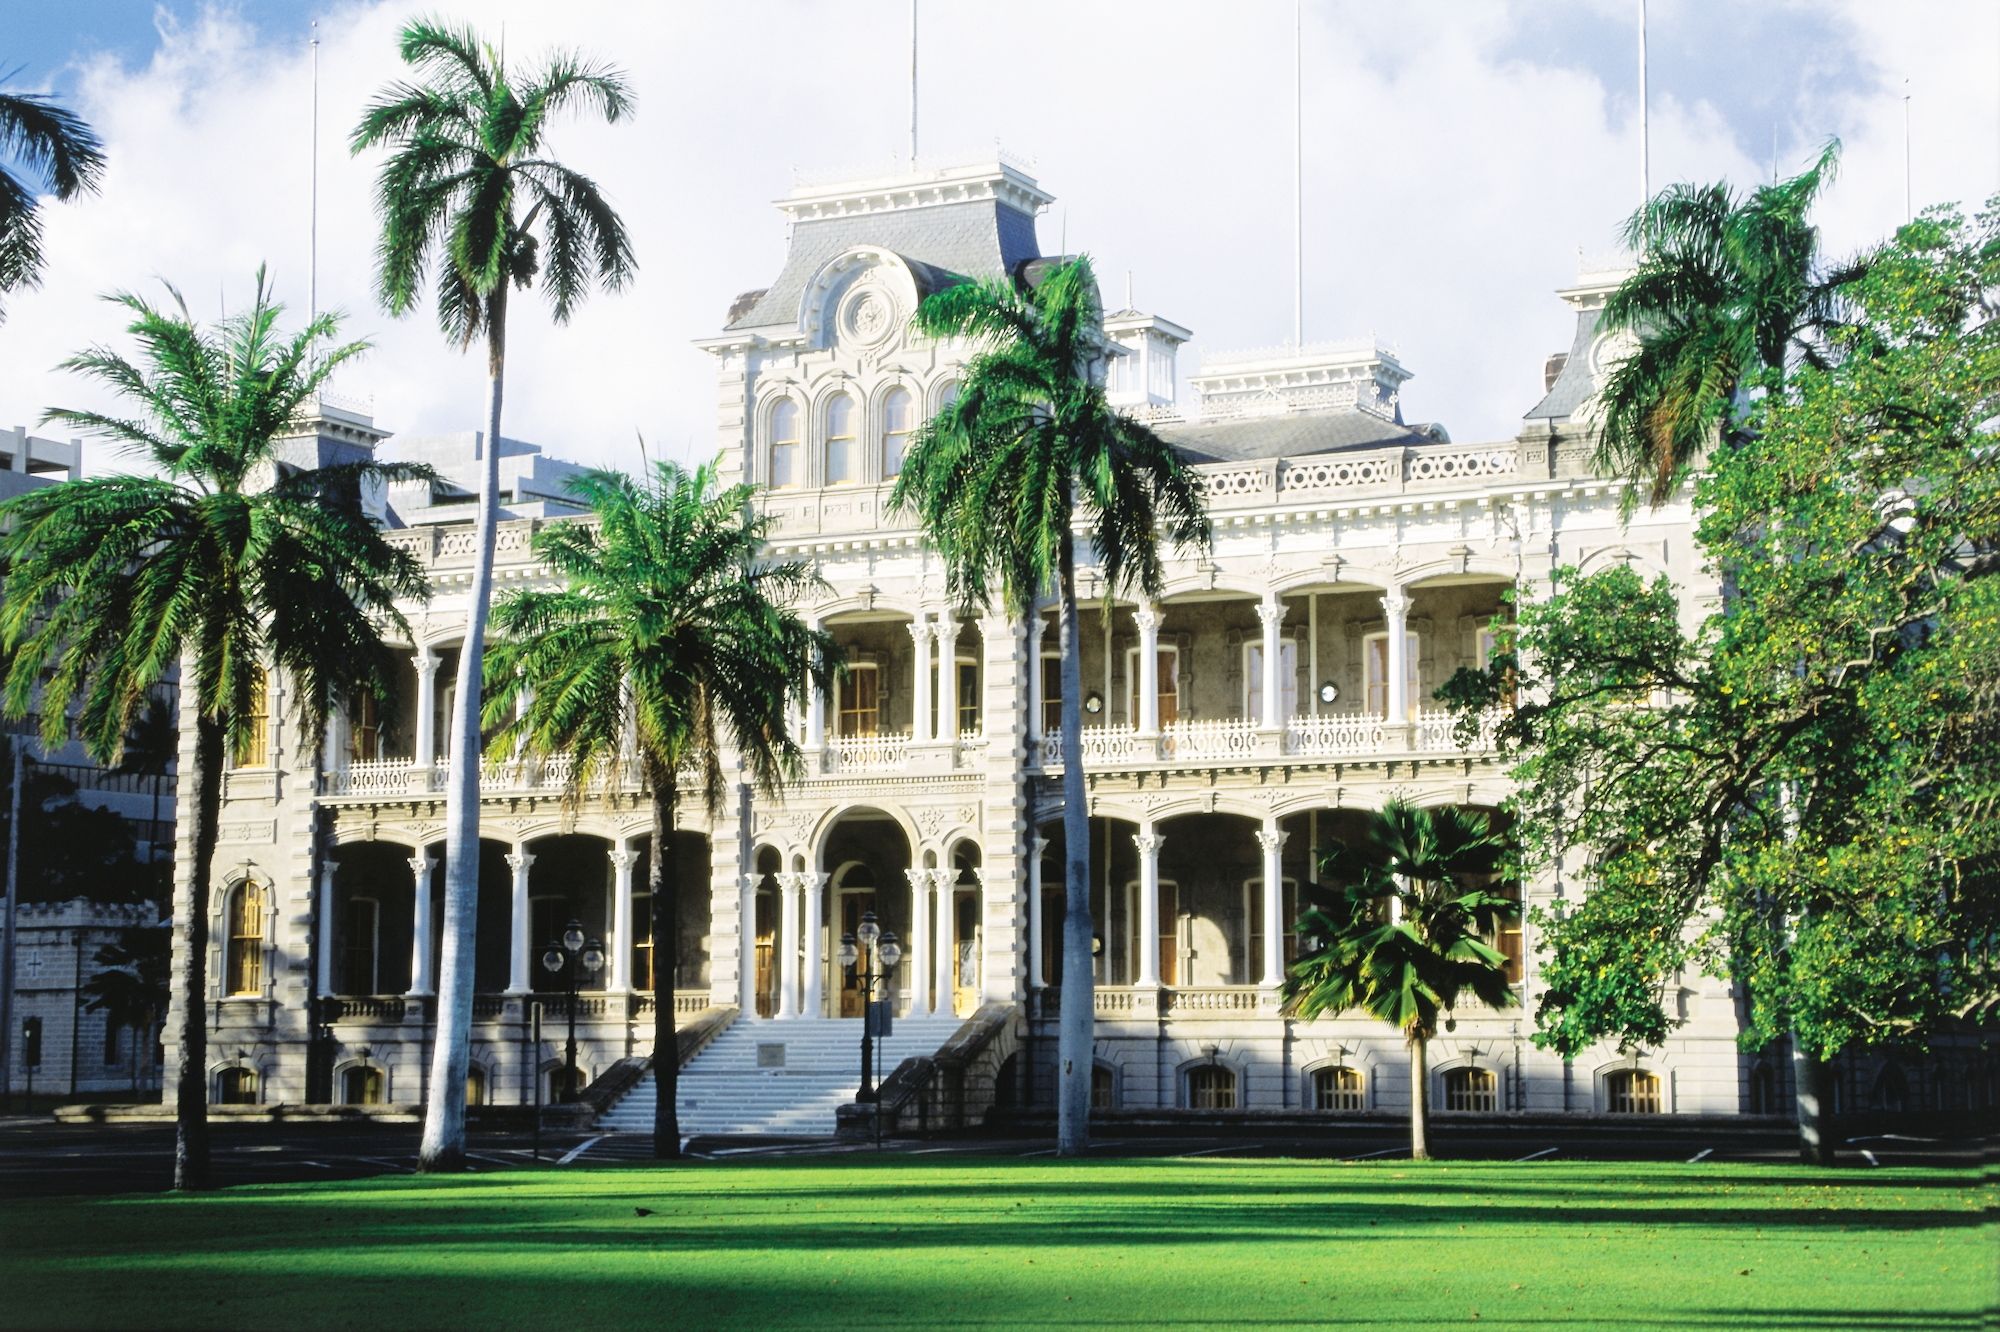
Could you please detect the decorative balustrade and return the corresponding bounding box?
[1160,717,1261,761]
[1414,706,1500,752]
[1191,442,1526,511]
[328,996,408,1022]
[823,731,910,774]
[324,758,430,797]
[323,751,696,800]
[1284,711,1388,757]
[1159,986,1264,1016]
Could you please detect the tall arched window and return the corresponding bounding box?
[1606,1068,1663,1114]
[881,387,914,478]
[824,394,857,485]
[225,882,265,995]
[769,399,801,488]
[218,1067,258,1104]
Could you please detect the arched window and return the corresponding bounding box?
[768,399,801,488]
[1312,1065,1364,1112]
[342,1065,385,1105]
[824,394,857,485]
[218,1067,258,1104]
[466,1064,487,1108]
[1606,1068,1662,1114]
[1091,1063,1116,1110]
[1186,1065,1237,1110]
[1443,1066,1497,1113]
[226,882,265,996]
[881,387,914,478]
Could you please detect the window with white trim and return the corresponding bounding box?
[824,394,857,485]
[1363,631,1420,720]
[769,399,801,488]
[881,387,914,478]
[226,882,265,995]
[1312,1065,1364,1112]
[1606,1068,1662,1114]
[837,663,880,737]
[1443,1066,1497,1112]
[1243,640,1297,721]
[1124,645,1181,726]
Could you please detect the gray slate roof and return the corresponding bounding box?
[726,199,1042,329]
[1157,409,1441,464]
[1524,305,1602,420]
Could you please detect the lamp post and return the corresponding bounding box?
[540,919,604,1103]
[836,910,901,1103]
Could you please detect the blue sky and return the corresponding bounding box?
[4,1,1995,467]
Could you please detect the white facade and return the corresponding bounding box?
[169,160,1760,1121]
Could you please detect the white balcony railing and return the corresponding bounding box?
[1284,711,1388,757]
[1159,717,1261,761]
[823,731,910,774]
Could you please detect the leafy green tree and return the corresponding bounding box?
[0,272,427,1189]
[1595,141,1857,504]
[0,78,106,322]
[1445,203,2000,1161]
[1282,801,1517,1160]
[351,19,635,1171]
[484,460,832,1158]
[0,764,163,905]
[83,925,170,1098]
[890,254,1211,1155]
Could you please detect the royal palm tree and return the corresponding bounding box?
[352,19,635,1171]
[889,254,1211,1155]
[485,459,833,1158]
[1283,801,1517,1161]
[0,78,106,321]
[0,272,428,1188]
[1595,140,1854,504]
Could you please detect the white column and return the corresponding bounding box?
[906,866,931,1016]
[935,616,960,740]
[1257,821,1288,987]
[316,857,339,995]
[932,867,955,1018]
[505,849,534,994]
[1382,588,1411,722]
[805,617,826,749]
[1027,835,1048,988]
[1134,827,1163,987]
[801,871,827,1018]
[407,853,437,996]
[1134,606,1161,735]
[738,874,761,1012]
[412,650,440,766]
[775,872,801,1019]
[1256,595,1287,730]
[608,845,637,993]
[1026,614,1046,746]
[908,617,934,743]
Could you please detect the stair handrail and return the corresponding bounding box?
[874,1003,1021,1135]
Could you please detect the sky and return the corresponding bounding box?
[3,0,1997,475]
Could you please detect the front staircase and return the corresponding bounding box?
[597,1015,966,1137]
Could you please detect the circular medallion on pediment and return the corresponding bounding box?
[838,282,899,350]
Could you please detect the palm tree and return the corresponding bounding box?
[351,20,635,1171]
[1595,140,1854,504]
[0,78,107,322]
[83,926,170,1098]
[1282,801,1517,1161]
[485,459,833,1158]
[0,271,428,1188]
[889,254,1211,1156]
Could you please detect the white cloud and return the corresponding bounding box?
[2,0,1994,476]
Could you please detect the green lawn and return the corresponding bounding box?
[1,1156,1991,1330]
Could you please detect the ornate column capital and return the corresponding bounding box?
[805,871,830,891]
[740,873,762,894]
[1031,835,1050,856]
[505,851,535,875]
[407,854,436,880]
[933,615,960,644]
[1132,831,1165,858]
[1380,588,1410,620]
[928,867,957,893]
[907,617,935,645]
[1254,829,1289,855]
[1133,605,1162,636]
[413,650,441,676]
[606,847,638,873]
[1254,597,1288,628]
[905,867,930,891]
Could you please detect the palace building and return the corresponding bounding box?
[169,157,1771,1130]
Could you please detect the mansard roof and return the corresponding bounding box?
[1157,408,1443,464]
[725,196,1041,331]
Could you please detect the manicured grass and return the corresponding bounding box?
[0,1156,1990,1329]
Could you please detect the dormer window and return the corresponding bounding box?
[825,394,857,485]
[769,399,800,488]
[881,387,914,479]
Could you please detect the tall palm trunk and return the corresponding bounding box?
[1054,518,1095,1156]
[647,759,682,1159]
[171,716,224,1190]
[1408,1030,1431,1162]
[420,295,508,1171]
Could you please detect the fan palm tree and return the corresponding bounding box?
[889,254,1211,1155]
[0,78,107,321]
[351,19,635,1171]
[1283,801,1517,1161]
[83,926,170,1098]
[484,459,833,1158]
[1595,140,1854,505]
[0,271,429,1188]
